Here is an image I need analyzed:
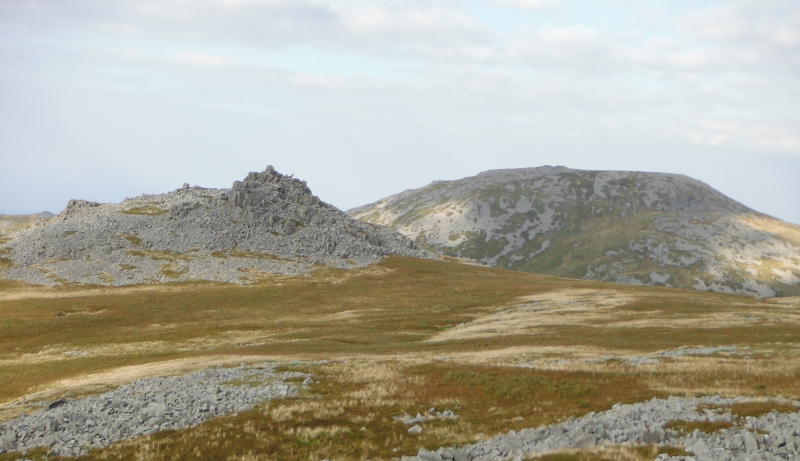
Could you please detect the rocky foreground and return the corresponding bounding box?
[404,396,800,461]
[2,362,798,460]
[0,363,307,457]
[0,166,431,286]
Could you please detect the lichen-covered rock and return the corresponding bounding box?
[350,167,800,297]
[0,166,432,286]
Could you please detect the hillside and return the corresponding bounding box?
[350,166,800,297]
[0,166,429,286]
[0,212,54,242]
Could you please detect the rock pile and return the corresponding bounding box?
[401,396,800,461]
[0,363,306,457]
[0,166,432,286]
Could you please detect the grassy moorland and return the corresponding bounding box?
[0,257,799,460]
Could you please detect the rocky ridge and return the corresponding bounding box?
[402,395,800,461]
[350,167,800,297]
[0,166,431,286]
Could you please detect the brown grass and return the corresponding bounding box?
[0,257,799,460]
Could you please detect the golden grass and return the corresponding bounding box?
[119,206,166,215]
[529,445,689,460]
[0,257,799,460]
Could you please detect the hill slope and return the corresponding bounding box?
[0,166,429,286]
[0,212,54,242]
[349,166,800,297]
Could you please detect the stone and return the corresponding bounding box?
[417,448,442,461]
[408,425,423,435]
[48,399,67,410]
[744,431,760,454]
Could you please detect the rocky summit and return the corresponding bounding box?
[349,166,800,297]
[0,166,430,286]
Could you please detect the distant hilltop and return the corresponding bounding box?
[350,166,800,298]
[0,166,431,286]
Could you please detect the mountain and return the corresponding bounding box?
[0,211,54,241]
[349,166,800,297]
[0,166,430,286]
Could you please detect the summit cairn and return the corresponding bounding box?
[0,166,431,286]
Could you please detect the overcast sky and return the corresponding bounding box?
[1,0,798,223]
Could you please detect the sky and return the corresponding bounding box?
[1,0,799,224]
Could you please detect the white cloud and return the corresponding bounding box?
[0,0,494,54]
[686,0,800,52]
[487,0,561,11]
[688,120,800,153]
[176,52,239,67]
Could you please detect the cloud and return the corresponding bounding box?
[0,0,494,54]
[688,120,800,153]
[684,0,800,75]
[176,52,239,67]
[487,0,561,11]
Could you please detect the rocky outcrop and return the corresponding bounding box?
[402,395,800,461]
[350,167,800,297]
[0,166,431,286]
[0,363,305,457]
